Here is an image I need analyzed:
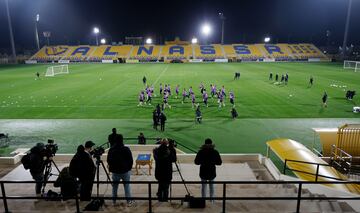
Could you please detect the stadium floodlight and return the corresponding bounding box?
[146,38,152,44]
[264,37,271,43]
[5,0,16,63]
[201,24,211,36]
[100,38,106,44]
[93,27,100,34]
[93,27,100,46]
[191,37,198,44]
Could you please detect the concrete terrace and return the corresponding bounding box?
[0,145,359,212]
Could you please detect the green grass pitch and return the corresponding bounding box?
[0,62,359,155]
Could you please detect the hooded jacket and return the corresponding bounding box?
[153,144,176,182]
[107,142,133,174]
[194,144,222,180]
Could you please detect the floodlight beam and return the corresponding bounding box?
[5,0,16,63]
[342,0,353,57]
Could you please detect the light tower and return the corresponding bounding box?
[218,12,226,44]
[35,14,40,50]
[93,27,100,46]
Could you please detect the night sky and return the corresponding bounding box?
[0,0,360,51]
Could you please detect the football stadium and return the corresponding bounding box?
[0,0,360,212]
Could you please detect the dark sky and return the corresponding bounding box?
[0,0,360,51]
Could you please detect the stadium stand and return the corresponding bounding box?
[129,45,162,62]
[29,43,328,63]
[160,45,192,61]
[89,45,133,61]
[192,44,225,60]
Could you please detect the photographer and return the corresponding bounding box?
[69,141,96,201]
[29,143,47,197]
[107,134,134,206]
[194,138,222,202]
[153,139,177,202]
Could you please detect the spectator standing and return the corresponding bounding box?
[108,128,119,148]
[194,138,222,202]
[107,135,134,206]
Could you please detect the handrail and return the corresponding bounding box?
[1,180,360,213]
[283,159,345,181]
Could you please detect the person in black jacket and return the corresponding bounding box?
[69,142,96,201]
[54,167,77,200]
[108,128,119,148]
[107,134,134,206]
[159,112,167,132]
[194,138,222,202]
[153,110,159,130]
[153,139,177,202]
[29,143,47,196]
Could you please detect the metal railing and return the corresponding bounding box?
[1,180,360,213]
[283,159,345,181]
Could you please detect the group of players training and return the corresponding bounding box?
[137,76,237,109]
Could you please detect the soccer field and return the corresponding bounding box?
[0,62,359,155]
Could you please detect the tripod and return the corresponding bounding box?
[41,158,61,195]
[94,155,112,198]
[170,161,190,203]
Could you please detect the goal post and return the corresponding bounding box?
[45,65,69,77]
[343,60,360,72]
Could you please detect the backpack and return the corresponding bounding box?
[21,153,32,170]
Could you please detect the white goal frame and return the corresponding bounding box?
[343,60,360,72]
[45,65,69,77]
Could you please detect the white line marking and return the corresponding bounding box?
[152,65,169,86]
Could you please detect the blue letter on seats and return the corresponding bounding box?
[265,45,283,54]
[104,46,117,56]
[71,47,90,56]
[233,45,250,54]
[169,46,184,55]
[137,46,153,55]
[200,45,215,54]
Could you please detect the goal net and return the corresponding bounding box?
[343,60,360,72]
[45,65,69,77]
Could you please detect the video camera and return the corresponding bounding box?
[44,139,58,158]
[168,138,177,148]
[90,146,105,159]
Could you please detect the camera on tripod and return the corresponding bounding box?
[44,139,58,158]
[91,146,105,159]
